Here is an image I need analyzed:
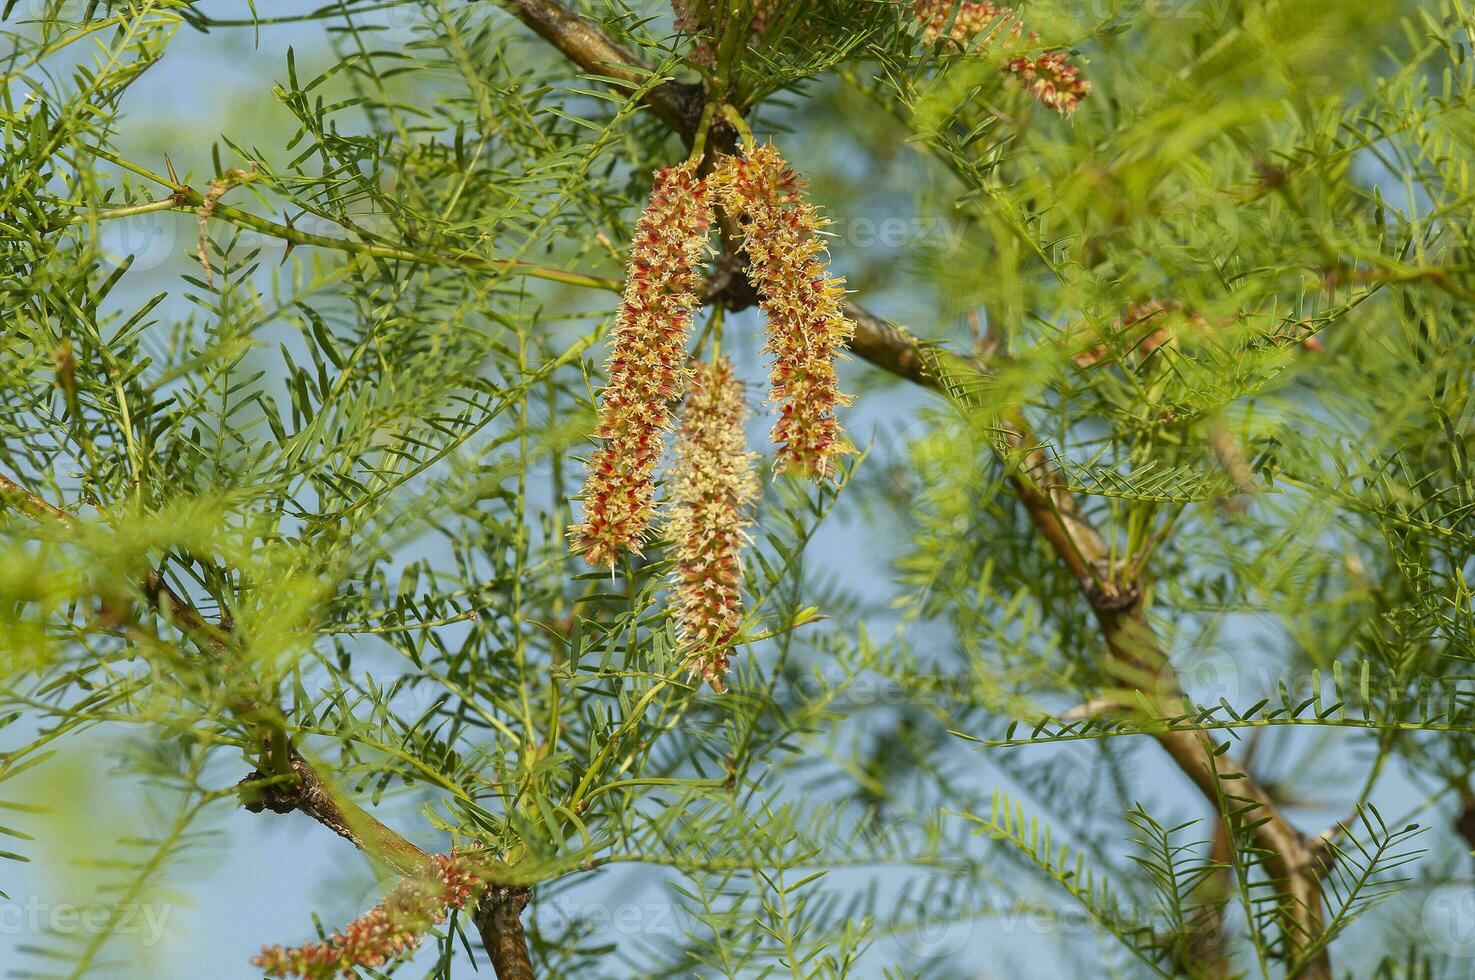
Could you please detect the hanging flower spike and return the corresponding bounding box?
[1004,52,1092,114]
[666,358,758,692]
[570,162,714,568]
[712,145,855,481]
[254,852,484,979]
[912,1,1091,114]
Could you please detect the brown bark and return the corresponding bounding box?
[1003,433,1330,978]
[3,470,537,972]
[477,886,535,980]
[502,0,703,136]
[237,749,431,877]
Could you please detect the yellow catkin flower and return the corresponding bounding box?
[570,162,714,568]
[712,146,855,481]
[665,357,758,692]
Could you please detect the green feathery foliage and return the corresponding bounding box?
[3,1,1475,978]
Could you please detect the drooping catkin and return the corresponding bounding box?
[569,162,714,568]
[254,852,482,979]
[665,357,758,692]
[712,146,855,481]
[912,0,1091,114]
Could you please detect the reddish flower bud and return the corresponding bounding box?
[1005,52,1092,115]
[253,852,484,979]
[913,1,1091,114]
[913,0,1023,45]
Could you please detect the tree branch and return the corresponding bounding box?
[844,301,946,389]
[0,472,74,523]
[499,0,703,137]
[71,149,622,293]
[994,430,1329,977]
[476,885,535,980]
[237,748,430,876]
[0,473,236,654]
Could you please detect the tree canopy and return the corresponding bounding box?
[3,1,1475,978]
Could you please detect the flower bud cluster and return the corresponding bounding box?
[1004,51,1091,115]
[913,0,1092,114]
[255,852,483,978]
[914,0,1022,45]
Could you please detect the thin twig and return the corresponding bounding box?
[0,472,74,523]
[59,147,623,294]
